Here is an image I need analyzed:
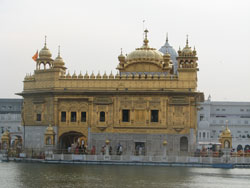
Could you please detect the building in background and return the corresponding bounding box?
[18,30,203,155]
[197,97,250,151]
[0,99,23,145]
[159,34,178,74]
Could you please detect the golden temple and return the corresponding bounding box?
[18,30,203,155]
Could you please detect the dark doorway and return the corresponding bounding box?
[180,136,188,152]
[135,142,145,155]
[59,131,84,149]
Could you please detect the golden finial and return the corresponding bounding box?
[144,29,148,39]
[142,20,145,40]
[186,34,189,46]
[120,48,123,55]
[58,45,61,56]
[166,32,168,42]
[226,120,229,129]
[44,35,47,47]
[143,29,149,46]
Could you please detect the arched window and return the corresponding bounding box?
[203,132,206,138]
[40,62,45,70]
[46,137,51,145]
[100,111,105,122]
[45,63,50,69]
[224,140,230,148]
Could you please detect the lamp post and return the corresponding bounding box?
[105,139,110,156]
[163,140,168,158]
[21,104,25,150]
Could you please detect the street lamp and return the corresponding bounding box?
[21,104,25,150]
[105,139,110,156]
[163,140,168,158]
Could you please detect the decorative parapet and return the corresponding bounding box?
[24,73,35,81]
[59,71,178,80]
[22,70,199,92]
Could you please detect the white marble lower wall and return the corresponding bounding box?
[49,154,250,164]
[23,126,58,149]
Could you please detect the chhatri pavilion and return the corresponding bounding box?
[18,30,204,155]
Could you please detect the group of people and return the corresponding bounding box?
[100,144,123,155]
[66,141,124,156]
[68,142,88,154]
[135,144,145,156]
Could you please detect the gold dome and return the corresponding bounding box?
[126,48,163,63]
[2,130,10,137]
[53,46,66,69]
[54,55,64,66]
[118,49,126,62]
[39,46,52,58]
[220,125,231,137]
[223,127,231,134]
[38,36,52,59]
[182,46,193,55]
[179,36,195,56]
[126,30,163,64]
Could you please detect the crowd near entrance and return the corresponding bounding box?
[59,131,88,154]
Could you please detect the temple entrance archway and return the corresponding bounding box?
[59,131,86,150]
[180,136,188,152]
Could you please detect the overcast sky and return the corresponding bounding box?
[0,0,249,101]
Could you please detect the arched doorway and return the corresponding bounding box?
[244,145,250,152]
[180,136,188,152]
[10,135,22,150]
[59,131,85,150]
[224,140,230,149]
[237,144,243,152]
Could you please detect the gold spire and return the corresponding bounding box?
[118,47,125,63]
[186,34,189,47]
[143,29,149,47]
[166,32,168,42]
[58,45,61,57]
[44,35,47,47]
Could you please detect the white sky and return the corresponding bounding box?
[0,0,249,101]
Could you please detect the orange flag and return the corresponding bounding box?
[32,50,38,61]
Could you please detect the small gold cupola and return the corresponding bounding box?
[36,36,54,70]
[117,48,126,70]
[219,120,232,149]
[177,35,198,69]
[53,45,67,73]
